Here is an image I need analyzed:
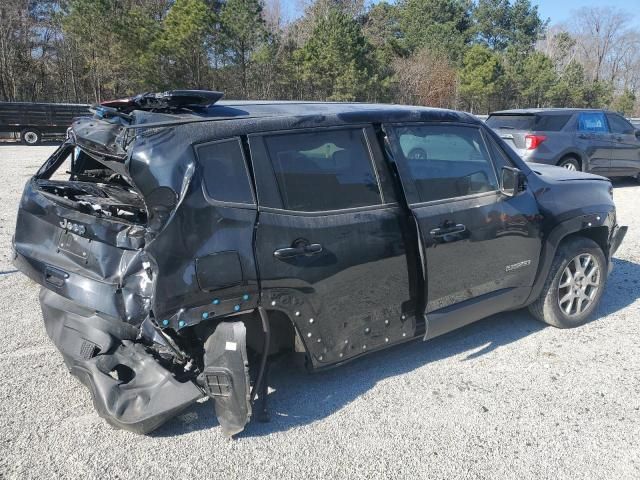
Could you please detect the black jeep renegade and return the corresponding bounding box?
[12,91,627,437]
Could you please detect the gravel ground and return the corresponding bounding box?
[0,144,638,479]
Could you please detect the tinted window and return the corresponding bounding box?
[264,129,381,212]
[578,112,609,133]
[606,113,635,135]
[197,138,254,204]
[486,114,535,130]
[395,125,498,202]
[486,113,570,132]
[535,114,571,131]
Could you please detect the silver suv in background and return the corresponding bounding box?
[487,109,640,180]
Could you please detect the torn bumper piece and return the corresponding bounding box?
[199,321,252,437]
[40,288,204,434]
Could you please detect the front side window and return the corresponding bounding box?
[197,138,254,204]
[394,124,498,203]
[264,128,381,212]
[577,112,609,133]
[606,113,635,135]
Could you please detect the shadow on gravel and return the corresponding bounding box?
[152,258,640,438]
[152,309,546,438]
[594,258,640,318]
[611,178,639,188]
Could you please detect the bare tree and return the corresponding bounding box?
[392,48,457,108]
[571,7,631,83]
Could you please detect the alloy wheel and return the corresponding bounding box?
[557,253,600,316]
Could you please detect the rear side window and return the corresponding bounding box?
[264,128,381,212]
[395,125,498,203]
[535,115,571,131]
[606,113,635,135]
[578,112,609,133]
[197,138,254,204]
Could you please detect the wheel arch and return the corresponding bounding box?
[557,152,583,170]
[525,213,614,306]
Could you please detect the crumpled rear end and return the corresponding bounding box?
[40,288,203,434]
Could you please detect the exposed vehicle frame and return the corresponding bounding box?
[12,91,627,437]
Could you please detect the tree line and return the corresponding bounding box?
[1,0,638,115]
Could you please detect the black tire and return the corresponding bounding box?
[528,237,607,328]
[558,156,580,171]
[20,129,41,145]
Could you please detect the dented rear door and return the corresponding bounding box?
[249,126,420,368]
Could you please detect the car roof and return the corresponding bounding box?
[489,108,602,115]
[130,101,479,129]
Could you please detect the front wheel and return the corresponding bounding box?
[528,237,607,328]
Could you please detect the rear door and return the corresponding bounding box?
[249,126,419,367]
[575,111,612,174]
[606,112,640,177]
[384,122,542,336]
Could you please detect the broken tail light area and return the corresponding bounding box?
[524,134,547,150]
[13,141,259,437]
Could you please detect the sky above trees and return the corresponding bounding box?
[1,0,638,115]
[279,0,640,28]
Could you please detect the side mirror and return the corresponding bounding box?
[501,167,524,197]
[635,129,640,139]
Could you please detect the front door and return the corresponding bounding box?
[606,113,640,177]
[249,126,419,367]
[384,122,542,336]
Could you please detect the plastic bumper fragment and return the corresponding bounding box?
[199,321,251,437]
[40,287,204,434]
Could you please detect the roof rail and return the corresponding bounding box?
[97,90,224,114]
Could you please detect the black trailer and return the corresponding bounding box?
[0,102,91,145]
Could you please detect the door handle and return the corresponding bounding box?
[274,243,323,259]
[430,224,466,237]
[578,133,590,139]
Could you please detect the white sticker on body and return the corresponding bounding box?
[225,341,237,351]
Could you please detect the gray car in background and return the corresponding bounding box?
[487,109,640,180]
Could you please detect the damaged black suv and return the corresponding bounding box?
[12,91,627,437]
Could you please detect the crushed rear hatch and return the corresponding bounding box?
[12,91,260,436]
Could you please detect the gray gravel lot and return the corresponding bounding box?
[0,144,638,479]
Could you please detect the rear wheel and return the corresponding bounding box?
[528,237,606,328]
[558,156,580,171]
[20,129,41,145]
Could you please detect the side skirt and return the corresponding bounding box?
[425,287,530,340]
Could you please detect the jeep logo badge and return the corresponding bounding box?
[59,218,86,235]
